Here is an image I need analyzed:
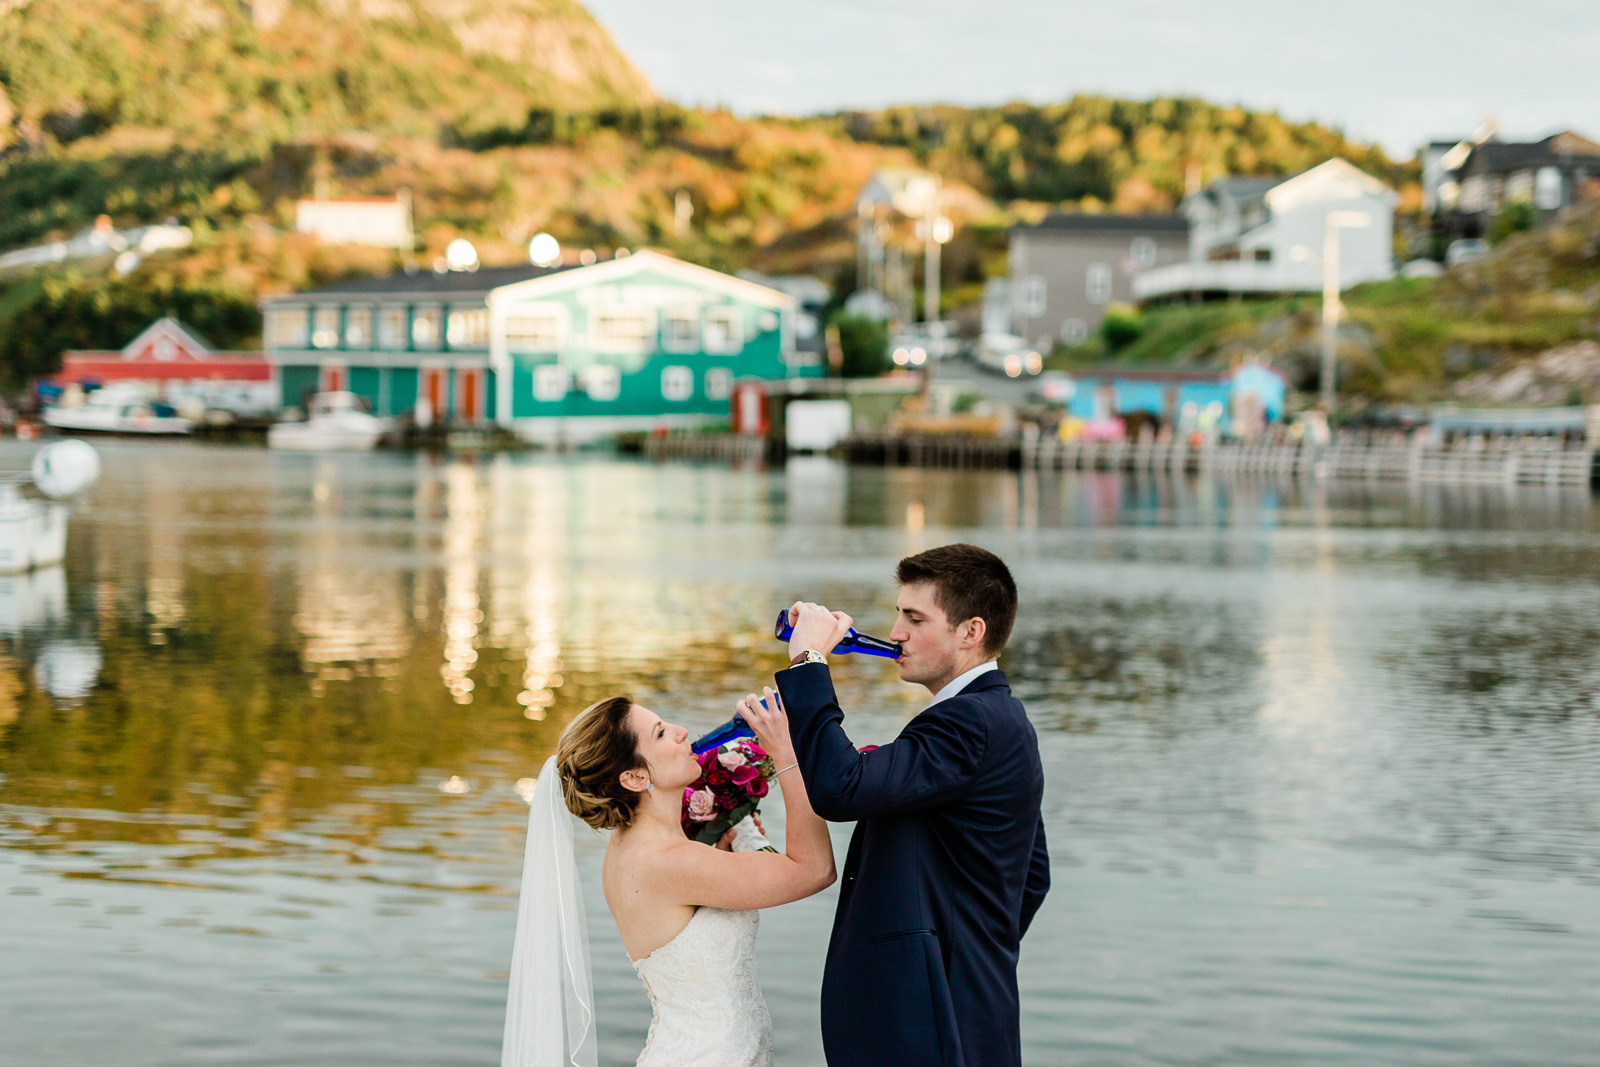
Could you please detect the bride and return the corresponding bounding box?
[502,686,836,1067]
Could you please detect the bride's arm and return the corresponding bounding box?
[654,687,836,911]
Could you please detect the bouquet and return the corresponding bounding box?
[681,737,777,851]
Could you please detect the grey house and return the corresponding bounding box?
[1436,130,1600,241]
[1003,214,1188,349]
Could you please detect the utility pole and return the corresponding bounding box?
[1320,210,1370,413]
[919,186,953,395]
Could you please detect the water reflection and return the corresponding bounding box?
[1,445,1598,1067]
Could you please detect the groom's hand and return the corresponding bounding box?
[787,601,852,662]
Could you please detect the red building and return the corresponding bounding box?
[59,319,276,414]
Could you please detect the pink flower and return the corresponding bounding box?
[697,750,719,772]
[682,786,695,806]
[747,776,769,798]
[717,749,748,769]
[686,788,717,821]
[744,742,766,760]
[729,763,759,788]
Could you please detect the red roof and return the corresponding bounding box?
[60,317,271,382]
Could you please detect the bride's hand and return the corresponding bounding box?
[738,687,792,763]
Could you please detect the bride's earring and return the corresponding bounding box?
[646,781,654,796]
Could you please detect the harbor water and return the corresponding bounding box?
[2,442,1598,1066]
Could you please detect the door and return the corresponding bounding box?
[419,366,446,428]
[320,364,346,393]
[455,368,482,424]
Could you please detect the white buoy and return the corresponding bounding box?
[31,440,101,499]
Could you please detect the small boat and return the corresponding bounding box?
[268,391,391,451]
[41,383,192,435]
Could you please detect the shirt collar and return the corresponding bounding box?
[930,660,999,705]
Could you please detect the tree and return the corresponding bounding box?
[1487,201,1537,245]
[830,314,889,378]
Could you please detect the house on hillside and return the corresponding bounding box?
[58,318,274,415]
[294,196,414,249]
[1433,130,1600,241]
[261,250,811,440]
[1001,214,1189,350]
[1133,159,1397,301]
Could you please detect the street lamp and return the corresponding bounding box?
[1317,210,1370,412]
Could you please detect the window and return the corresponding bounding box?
[532,364,568,403]
[379,306,408,350]
[662,307,699,352]
[1535,167,1563,210]
[582,364,620,401]
[661,365,693,402]
[507,306,567,351]
[312,306,341,349]
[268,308,308,348]
[590,307,654,353]
[1017,276,1046,317]
[447,308,489,348]
[1060,318,1087,345]
[705,367,733,401]
[1252,248,1272,262]
[412,306,442,349]
[1086,264,1112,305]
[703,306,743,354]
[1459,175,1489,213]
[1129,236,1157,269]
[345,306,372,349]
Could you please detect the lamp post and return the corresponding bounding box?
[916,188,952,393]
[1318,210,1370,412]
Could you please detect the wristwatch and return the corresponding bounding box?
[788,649,827,667]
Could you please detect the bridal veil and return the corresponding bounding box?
[502,755,597,1067]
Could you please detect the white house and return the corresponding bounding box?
[1133,159,1397,301]
[294,196,414,249]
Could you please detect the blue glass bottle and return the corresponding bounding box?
[692,713,755,754]
[773,609,901,659]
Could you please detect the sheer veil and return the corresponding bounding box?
[502,755,597,1067]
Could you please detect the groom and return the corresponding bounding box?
[775,543,1049,1067]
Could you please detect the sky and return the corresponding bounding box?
[583,0,1600,159]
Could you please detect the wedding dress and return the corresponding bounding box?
[502,756,772,1067]
[631,906,772,1067]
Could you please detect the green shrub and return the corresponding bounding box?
[1099,302,1144,351]
[831,314,889,378]
[1487,201,1537,245]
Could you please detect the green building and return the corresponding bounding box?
[261,250,818,440]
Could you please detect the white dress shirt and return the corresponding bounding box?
[930,660,999,705]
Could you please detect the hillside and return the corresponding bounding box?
[1049,201,1600,412]
[0,0,654,148]
[0,0,1419,389]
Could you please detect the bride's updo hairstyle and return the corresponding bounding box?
[555,695,650,831]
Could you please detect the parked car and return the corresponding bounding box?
[974,332,1044,378]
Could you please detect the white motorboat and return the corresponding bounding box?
[0,440,101,574]
[42,382,193,435]
[268,391,391,451]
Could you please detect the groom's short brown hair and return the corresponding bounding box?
[895,543,1017,657]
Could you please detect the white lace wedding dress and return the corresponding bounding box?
[632,907,772,1067]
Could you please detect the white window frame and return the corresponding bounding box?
[312,306,341,350]
[660,365,693,402]
[411,305,442,350]
[1060,318,1088,345]
[661,306,700,353]
[378,305,409,350]
[582,364,621,402]
[704,366,733,401]
[1017,276,1046,318]
[532,363,568,403]
[1535,167,1563,210]
[1129,237,1157,269]
[589,306,656,354]
[447,307,490,349]
[344,306,373,349]
[1086,264,1112,306]
[506,302,569,352]
[703,305,743,354]
[269,307,308,349]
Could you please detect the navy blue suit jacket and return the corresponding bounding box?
[775,663,1049,1067]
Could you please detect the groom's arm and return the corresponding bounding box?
[775,663,986,823]
[1019,813,1050,938]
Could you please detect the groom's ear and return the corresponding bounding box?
[957,616,987,651]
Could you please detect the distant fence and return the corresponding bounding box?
[640,431,1597,488]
